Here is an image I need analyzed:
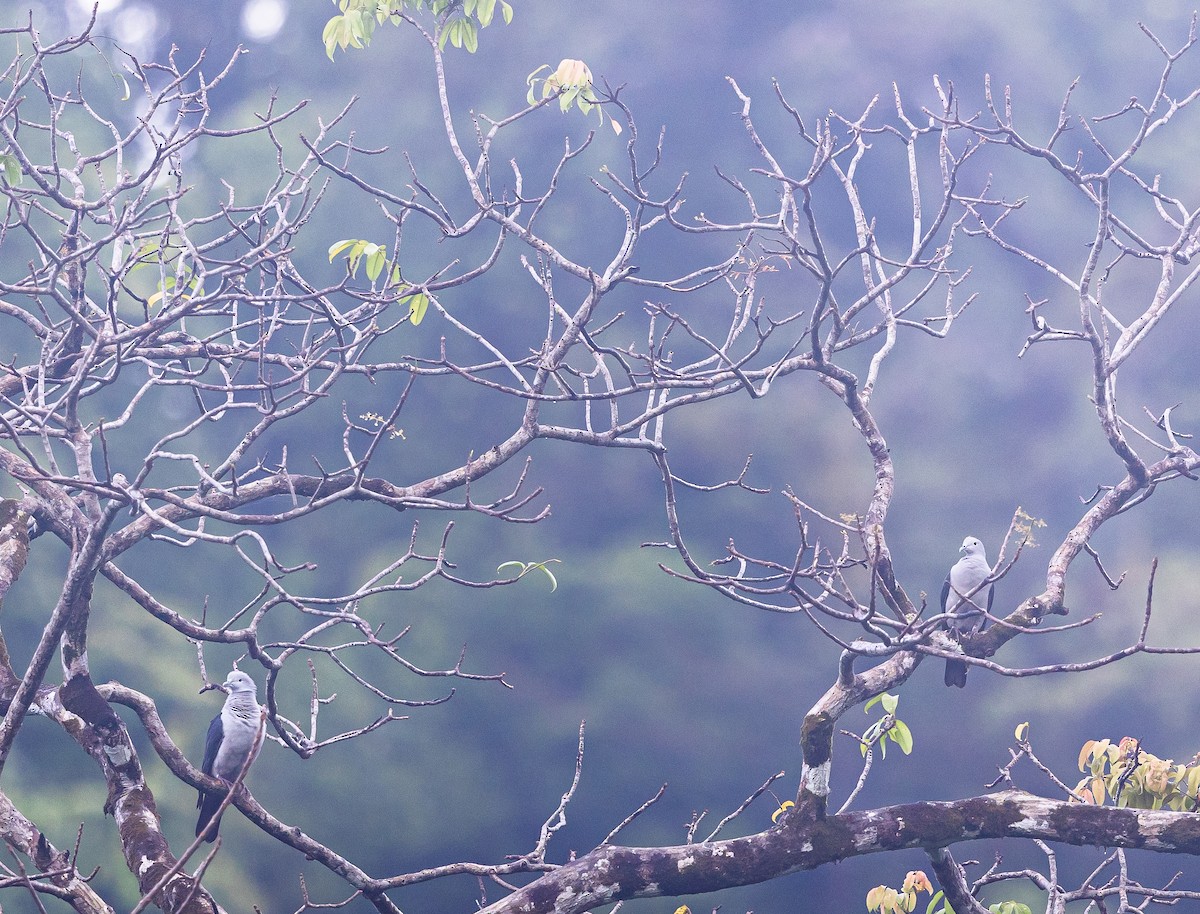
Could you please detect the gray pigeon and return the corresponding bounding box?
[196,669,261,841]
[941,536,993,688]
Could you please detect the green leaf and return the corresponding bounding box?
[500,0,513,24]
[346,240,367,274]
[322,15,343,59]
[0,153,20,186]
[533,562,558,591]
[526,64,549,87]
[365,245,387,282]
[889,719,913,754]
[476,0,495,27]
[864,695,892,714]
[129,241,165,272]
[402,291,429,325]
[1187,766,1200,795]
[462,19,478,53]
[497,558,561,592]
[328,239,359,262]
[989,903,1032,914]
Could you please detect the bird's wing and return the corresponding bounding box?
[201,713,223,777]
[940,576,951,613]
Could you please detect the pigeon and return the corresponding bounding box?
[196,669,261,841]
[941,536,993,688]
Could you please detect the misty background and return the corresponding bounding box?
[3,1,1200,911]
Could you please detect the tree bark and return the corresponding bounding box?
[477,789,1200,914]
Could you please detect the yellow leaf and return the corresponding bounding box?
[673,907,691,914]
[1014,721,1029,742]
[880,887,902,914]
[771,800,794,824]
[866,886,888,912]
[1078,740,1096,772]
[552,58,592,88]
[1146,759,1170,794]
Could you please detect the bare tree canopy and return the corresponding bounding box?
[2,2,1200,912]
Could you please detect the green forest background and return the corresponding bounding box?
[4,0,1200,911]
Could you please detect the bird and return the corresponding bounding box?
[941,536,993,688]
[196,669,262,841]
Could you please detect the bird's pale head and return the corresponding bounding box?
[959,536,986,558]
[224,670,257,696]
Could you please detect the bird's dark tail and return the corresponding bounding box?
[196,791,225,842]
[944,659,968,688]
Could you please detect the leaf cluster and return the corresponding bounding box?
[866,871,936,914]
[866,871,1032,914]
[526,59,623,135]
[862,692,913,758]
[322,0,511,59]
[328,238,428,324]
[1077,737,1200,811]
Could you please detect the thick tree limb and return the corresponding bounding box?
[477,789,1200,914]
[48,684,219,914]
